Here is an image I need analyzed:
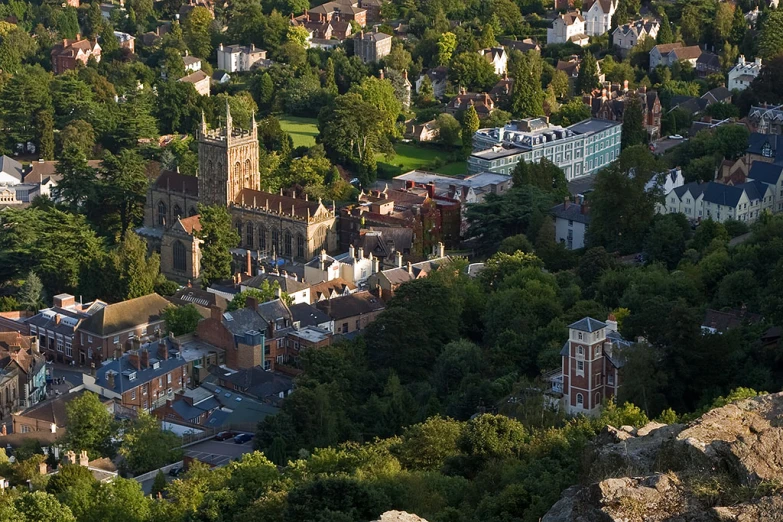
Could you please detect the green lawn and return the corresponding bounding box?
[376,143,465,179]
[279,115,319,148]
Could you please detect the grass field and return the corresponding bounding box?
[276,116,467,178]
[376,143,465,178]
[279,116,319,148]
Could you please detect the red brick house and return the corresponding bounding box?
[583,83,662,140]
[76,293,171,364]
[84,340,189,412]
[51,35,101,74]
[559,316,631,415]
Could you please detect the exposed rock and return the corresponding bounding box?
[542,392,783,522]
[374,511,429,522]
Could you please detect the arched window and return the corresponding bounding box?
[234,162,241,180]
[297,234,305,259]
[271,229,279,253]
[284,231,292,257]
[259,226,267,251]
[245,159,252,187]
[235,221,243,243]
[576,393,583,407]
[245,222,254,248]
[207,160,213,176]
[173,241,186,272]
[173,204,182,218]
[157,202,166,226]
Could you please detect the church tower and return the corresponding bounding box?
[198,101,260,207]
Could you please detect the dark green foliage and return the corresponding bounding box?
[511,158,569,199]
[195,204,241,287]
[576,52,600,94]
[162,304,202,336]
[621,94,646,148]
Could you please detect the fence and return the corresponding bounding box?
[133,461,183,484]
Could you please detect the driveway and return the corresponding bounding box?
[183,436,256,468]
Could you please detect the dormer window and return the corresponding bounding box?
[129,372,136,381]
[577,332,583,340]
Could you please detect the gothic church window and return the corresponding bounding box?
[246,223,254,248]
[297,234,304,259]
[235,221,243,243]
[173,204,182,218]
[314,226,327,252]
[245,159,252,187]
[284,231,292,257]
[259,226,267,251]
[173,241,186,271]
[272,230,279,253]
[157,202,166,226]
[189,207,197,217]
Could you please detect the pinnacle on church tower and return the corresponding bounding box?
[225,99,232,138]
[251,111,257,130]
[200,110,207,137]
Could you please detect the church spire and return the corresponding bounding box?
[200,110,207,137]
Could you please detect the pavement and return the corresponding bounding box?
[183,436,256,467]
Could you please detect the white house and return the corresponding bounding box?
[178,70,210,96]
[0,156,23,186]
[415,66,448,99]
[304,247,380,286]
[585,0,618,36]
[663,177,776,224]
[478,47,508,76]
[183,51,202,73]
[612,19,659,54]
[239,271,311,304]
[547,11,589,46]
[551,197,590,250]
[217,43,269,73]
[728,56,762,91]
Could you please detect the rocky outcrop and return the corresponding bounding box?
[542,392,783,522]
[374,511,429,522]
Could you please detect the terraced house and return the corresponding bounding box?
[470,117,622,179]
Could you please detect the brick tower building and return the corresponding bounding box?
[560,316,630,415]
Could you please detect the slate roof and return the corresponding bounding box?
[79,293,170,337]
[568,317,606,332]
[652,42,682,55]
[315,291,385,320]
[673,46,703,60]
[24,160,102,184]
[219,308,268,336]
[242,272,310,294]
[701,183,745,207]
[673,181,705,200]
[289,302,331,327]
[169,288,228,311]
[256,299,292,325]
[748,162,783,185]
[379,258,447,285]
[154,170,199,196]
[696,52,721,70]
[0,156,23,183]
[357,31,393,42]
[182,55,201,66]
[701,86,732,104]
[210,366,293,399]
[95,346,188,394]
[551,202,591,224]
[747,133,782,161]
[500,38,540,53]
[309,278,357,303]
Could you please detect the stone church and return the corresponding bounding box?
[139,104,338,282]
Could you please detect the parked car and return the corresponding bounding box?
[215,431,236,441]
[668,134,683,140]
[233,433,254,444]
[169,466,184,477]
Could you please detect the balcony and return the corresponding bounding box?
[542,368,563,394]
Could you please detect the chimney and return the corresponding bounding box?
[581,201,590,215]
[31,337,39,354]
[39,461,48,475]
[436,242,445,258]
[349,244,355,259]
[79,451,89,467]
[219,42,224,50]
[372,256,380,274]
[623,79,629,91]
[563,196,570,209]
[210,305,222,321]
[603,340,613,358]
[357,247,364,259]
[158,339,168,360]
[396,251,403,268]
[0,425,5,436]
[407,261,413,276]
[185,49,188,57]
[606,313,618,332]
[76,33,81,41]
[426,181,435,199]
[379,69,384,80]
[128,351,141,371]
[107,371,115,389]
[140,348,150,369]
[246,296,258,310]
[246,250,252,276]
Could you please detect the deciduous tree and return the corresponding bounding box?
[195,204,240,287]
